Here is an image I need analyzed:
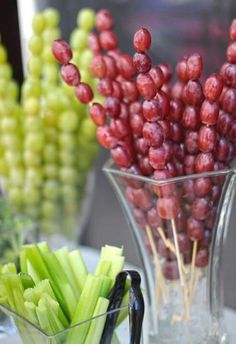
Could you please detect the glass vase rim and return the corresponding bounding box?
[0,303,128,338]
[103,159,236,185]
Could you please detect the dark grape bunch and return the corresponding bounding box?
[52,12,236,280]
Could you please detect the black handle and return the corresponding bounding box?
[101,270,144,344]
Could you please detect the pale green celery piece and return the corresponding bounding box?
[68,274,104,343]
[116,290,129,326]
[37,242,49,254]
[19,272,35,289]
[68,249,88,292]
[2,263,16,274]
[42,251,77,320]
[107,256,125,282]
[101,245,123,258]
[0,295,8,306]
[100,276,112,298]
[38,296,65,334]
[111,332,121,344]
[95,260,111,276]
[20,245,49,283]
[84,297,109,344]
[24,301,39,326]
[36,303,53,335]
[54,247,80,298]
[41,293,69,328]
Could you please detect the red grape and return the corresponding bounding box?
[162,260,179,280]
[121,81,139,102]
[90,55,106,78]
[154,90,170,117]
[89,103,106,126]
[192,197,211,221]
[97,78,113,96]
[227,42,236,63]
[143,122,164,147]
[134,137,149,155]
[203,73,223,102]
[182,106,200,130]
[60,63,80,86]
[186,217,204,240]
[169,99,183,122]
[75,82,94,104]
[99,30,118,51]
[185,131,199,154]
[182,80,203,106]
[133,28,152,52]
[97,126,117,148]
[52,39,72,64]
[230,19,236,41]
[88,32,101,54]
[195,249,209,267]
[111,145,133,168]
[195,152,214,172]
[133,52,152,73]
[142,99,162,122]
[198,126,217,153]
[184,154,195,175]
[104,55,118,79]
[158,63,172,83]
[117,54,136,79]
[214,138,230,162]
[112,80,123,99]
[138,156,154,176]
[178,233,191,253]
[221,88,236,113]
[110,118,129,138]
[200,100,219,126]
[171,123,184,143]
[96,9,113,32]
[194,177,212,197]
[105,96,121,118]
[176,57,188,82]
[136,73,156,100]
[217,110,232,136]
[149,66,164,89]
[186,53,203,80]
[149,146,166,169]
[157,196,179,219]
[129,113,144,136]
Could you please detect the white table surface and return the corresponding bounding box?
[0,246,235,343]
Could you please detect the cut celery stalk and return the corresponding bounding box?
[54,247,80,298]
[2,263,16,274]
[68,249,88,293]
[84,297,109,344]
[19,272,35,289]
[100,276,112,298]
[38,296,65,334]
[68,274,104,343]
[24,301,39,326]
[101,245,123,258]
[116,290,129,326]
[95,260,111,276]
[111,332,121,344]
[41,251,77,320]
[107,256,125,282]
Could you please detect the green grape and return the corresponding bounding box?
[1,117,17,132]
[2,134,20,150]
[23,97,40,116]
[24,133,44,152]
[8,186,23,206]
[28,56,42,77]
[5,150,22,167]
[41,200,57,219]
[78,140,99,157]
[25,167,43,187]
[0,159,8,176]
[76,152,93,170]
[28,35,44,55]
[23,186,41,206]
[44,128,58,142]
[70,28,88,50]
[42,64,58,83]
[59,150,76,166]
[79,49,93,70]
[42,45,55,64]
[42,27,61,43]
[61,184,77,201]
[44,8,60,28]
[0,63,12,80]
[43,110,57,127]
[7,81,19,100]
[45,90,63,112]
[42,180,59,201]
[0,80,5,97]
[59,166,78,184]
[9,167,24,186]
[32,12,46,34]
[77,8,95,32]
[59,132,76,150]
[58,110,79,132]
[43,144,58,162]
[22,78,41,99]
[44,164,58,179]
[0,45,7,64]
[24,116,42,132]
[79,117,97,140]
[23,150,41,167]
[71,51,80,68]
[80,69,91,84]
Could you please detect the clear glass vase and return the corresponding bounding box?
[0,304,132,344]
[104,160,236,344]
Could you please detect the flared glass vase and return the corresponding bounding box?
[0,304,131,344]
[104,160,236,344]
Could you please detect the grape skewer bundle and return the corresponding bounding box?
[53,11,236,320]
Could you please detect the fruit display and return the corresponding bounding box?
[0,8,100,238]
[0,243,129,343]
[53,9,236,325]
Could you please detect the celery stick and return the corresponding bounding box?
[68,274,104,343]
[54,247,80,298]
[84,297,109,344]
[42,252,77,320]
[2,263,16,274]
[19,272,35,289]
[107,256,125,281]
[95,260,111,276]
[101,245,123,258]
[24,301,39,326]
[116,290,129,326]
[36,303,53,335]
[111,332,121,344]
[37,241,49,254]
[68,249,88,292]
[100,276,112,298]
[38,296,65,334]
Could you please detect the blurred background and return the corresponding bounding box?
[0,0,236,310]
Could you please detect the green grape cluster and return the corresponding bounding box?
[0,8,100,238]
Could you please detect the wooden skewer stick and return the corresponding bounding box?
[156,226,189,275]
[170,219,185,286]
[189,268,200,306]
[189,241,198,303]
[145,225,169,304]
